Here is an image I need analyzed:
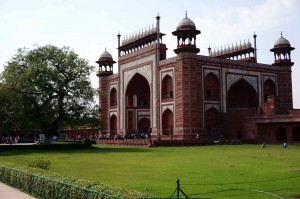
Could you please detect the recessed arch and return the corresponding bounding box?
[275,127,287,142]
[204,73,220,101]
[138,117,150,133]
[162,75,173,100]
[263,79,276,102]
[205,107,220,135]
[110,114,117,135]
[162,109,174,135]
[227,79,258,109]
[292,126,300,141]
[110,87,117,107]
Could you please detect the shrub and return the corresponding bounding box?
[28,158,51,170]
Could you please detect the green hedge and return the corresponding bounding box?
[0,143,92,151]
[0,162,158,199]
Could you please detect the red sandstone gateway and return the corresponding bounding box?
[70,13,300,144]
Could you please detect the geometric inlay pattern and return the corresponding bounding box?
[227,73,258,92]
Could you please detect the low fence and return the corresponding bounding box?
[96,139,215,147]
[97,139,151,147]
[0,165,125,199]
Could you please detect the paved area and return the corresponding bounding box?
[0,182,36,199]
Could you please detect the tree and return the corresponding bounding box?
[0,45,99,137]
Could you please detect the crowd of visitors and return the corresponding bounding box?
[0,136,20,144]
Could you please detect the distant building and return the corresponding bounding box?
[96,13,300,143]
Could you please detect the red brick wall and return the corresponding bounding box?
[277,69,293,113]
[174,54,203,139]
[99,78,110,133]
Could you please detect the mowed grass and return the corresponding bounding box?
[0,144,300,199]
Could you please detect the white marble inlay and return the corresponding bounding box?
[162,71,173,80]
[263,75,276,83]
[110,111,117,117]
[162,104,174,113]
[204,69,219,78]
[205,103,220,112]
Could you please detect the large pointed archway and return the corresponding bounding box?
[227,79,258,109]
[125,73,150,135]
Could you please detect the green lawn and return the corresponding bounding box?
[0,144,300,199]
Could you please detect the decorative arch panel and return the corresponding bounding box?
[227,74,258,92]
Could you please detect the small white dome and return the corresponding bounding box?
[274,35,290,46]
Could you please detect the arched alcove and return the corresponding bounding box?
[292,126,300,141]
[110,88,117,108]
[162,109,174,135]
[110,114,117,135]
[275,127,287,142]
[162,75,173,100]
[205,107,220,136]
[263,79,276,102]
[204,73,220,101]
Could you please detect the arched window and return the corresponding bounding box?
[110,88,117,108]
[162,109,174,135]
[227,79,258,109]
[204,73,220,101]
[263,79,276,102]
[162,75,173,100]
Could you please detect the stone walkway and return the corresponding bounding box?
[0,182,36,199]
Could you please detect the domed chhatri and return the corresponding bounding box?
[270,32,295,67]
[274,32,291,47]
[96,48,116,77]
[177,11,196,30]
[172,12,201,54]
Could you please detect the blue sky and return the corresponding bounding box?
[0,0,299,108]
